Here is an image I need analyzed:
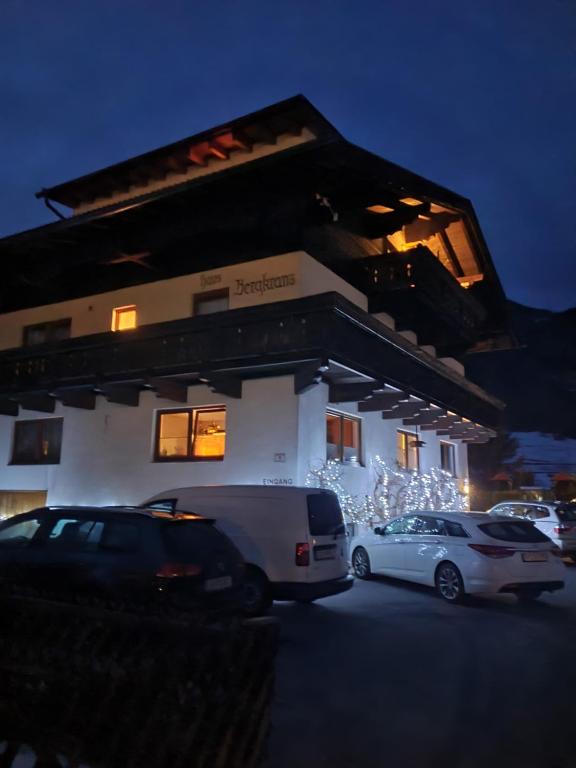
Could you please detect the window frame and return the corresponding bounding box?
[154,407,226,462]
[440,441,456,476]
[326,410,363,466]
[396,430,420,471]
[193,288,230,316]
[10,418,64,466]
[23,318,72,347]
[111,305,137,332]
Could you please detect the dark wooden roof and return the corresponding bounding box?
[0,95,508,350]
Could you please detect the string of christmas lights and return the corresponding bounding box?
[305,457,467,525]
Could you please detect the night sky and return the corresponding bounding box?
[1,1,575,311]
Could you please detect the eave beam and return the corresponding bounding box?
[150,377,189,403]
[358,391,407,412]
[56,388,97,410]
[101,384,140,407]
[328,380,386,403]
[19,392,56,413]
[0,399,19,416]
[294,360,329,395]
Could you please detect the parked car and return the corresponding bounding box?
[141,486,353,616]
[0,506,245,611]
[350,511,565,603]
[487,501,576,561]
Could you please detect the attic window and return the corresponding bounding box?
[366,205,395,214]
[112,305,137,331]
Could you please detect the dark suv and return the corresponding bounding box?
[0,506,245,611]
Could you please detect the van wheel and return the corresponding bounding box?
[352,547,372,579]
[242,568,272,617]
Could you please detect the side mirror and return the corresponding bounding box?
[374,527,384,536]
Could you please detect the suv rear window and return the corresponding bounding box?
[557,503,576,522]
[307,492,345,536]
[478,521,550,543]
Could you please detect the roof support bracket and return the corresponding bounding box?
[19,392,56,413]
[101,384,140,407]
[294,359,329,395]
[150,377,189,403]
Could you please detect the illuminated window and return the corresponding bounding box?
[112,305,137,331]
[397,430,419,471]
[155,408,226,461]
[326,411,362,465]
[440,442,456,475]
[11,418,63,465]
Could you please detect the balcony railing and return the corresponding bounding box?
[0,292,501,427]
[360,246,486,351]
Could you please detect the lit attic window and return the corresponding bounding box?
[112,305,137,331]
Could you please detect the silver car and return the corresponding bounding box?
[488,501,576,561]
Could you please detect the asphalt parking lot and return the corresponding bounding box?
[267,567,576,768]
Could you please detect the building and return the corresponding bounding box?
[0,96,507,517]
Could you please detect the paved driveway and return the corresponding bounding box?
[267,568,576,768]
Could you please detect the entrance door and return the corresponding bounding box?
[0,491,48,519]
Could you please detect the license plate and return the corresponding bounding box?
[522,552,548,563]
[314,545,336,561]
[205,575,233,592]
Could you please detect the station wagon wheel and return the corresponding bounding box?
[242,568,272,617]
[435,562,465,603]
[352,547,372,580]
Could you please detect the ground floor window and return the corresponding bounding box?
[11,418,63,465]
[326,411,362,465]
[396,430,419,471]
[440,441,456,475]
[155,407,226,461]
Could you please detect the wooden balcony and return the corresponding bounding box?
[0,292,501,428]
[359,246,487,353]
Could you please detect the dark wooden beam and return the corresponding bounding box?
[402,408,446,426]
[358,391,407,412]
[56,388,96,410]
[19,392,56,413]
[101,384,140,407]
[201,374,243,399]
[419,416,462,431]
[294,360,329,395]
[0,398,18,416]
[382,401,425,419]
[150,377,188,403]
[328,380,384,403]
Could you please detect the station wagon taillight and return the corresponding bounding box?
[156,563,203,578]
[554,524,573,535]
[468,544,516,558]
[295,543,310,566]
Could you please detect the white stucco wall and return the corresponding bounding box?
[0,374,468,509]
[0,251,367,352]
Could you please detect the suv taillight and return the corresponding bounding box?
[295,543,310,566]
[156,563,203,578]
[468,543,516,558]
[554,524,573,535]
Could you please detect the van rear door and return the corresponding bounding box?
[306,491,349,581]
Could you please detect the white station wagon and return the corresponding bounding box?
[488,501,576,561]
[351,511,565,603]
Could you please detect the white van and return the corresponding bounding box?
[141,485,353,615]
